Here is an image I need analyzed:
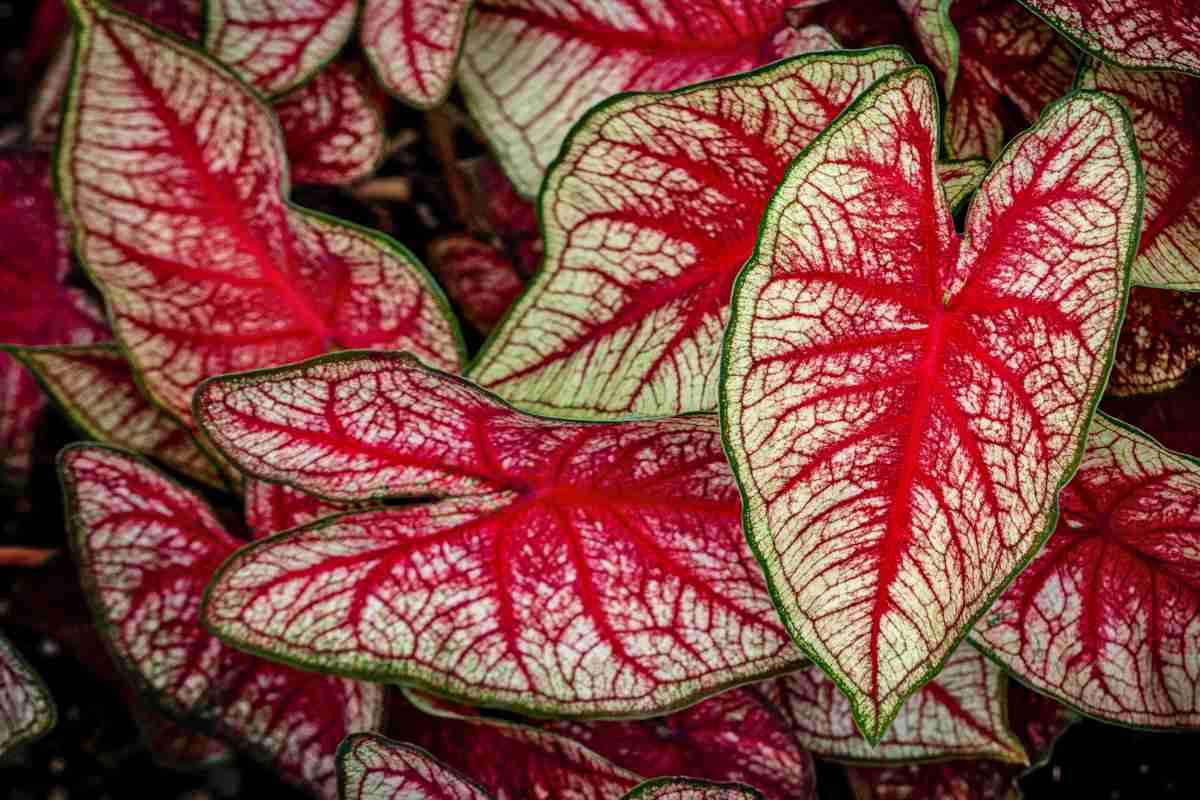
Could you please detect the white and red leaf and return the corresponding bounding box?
[244,478,355,538]
[59,444,386,798]
[458,0,841,197]
[771,645,1025,763]
[197,352,800,716]
[1019,0,1200,76]
[275,65,385,186]
[0,633,56,757]
[468,49,913,418]
[338,734,491,800]
[973,414,1200,728]
[622,778,767,800]
[203,0,358,95]
[428,235,525,334]
[547,687,815,800]
[7,344,226,487]
[1109,287,1200,395]
[57,0,462,426]
[1077,59,1200,290]
[720,68,1140,740]
[362,0,473,109]
[937,158,989,213]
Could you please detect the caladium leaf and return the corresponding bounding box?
[1077,60,1200,289]
[244,478,355,537]
[1109,288,1200,395]
[362,0,473,108]
[57,0,463,427]
[547,687,815,800]
[60,444,386,798]
[275,65,385,186]
[129,698,234,771]
[203,0,358,95]
[458,0,844,197]
[622,778,766,800]
[771,645,1026,763]
[338,734,491,800]
[937,159,989,213]
[197,351,800,716]
[468,49,913,418]
[0,633,56,756]
[1019,0,1200,76]
[720,68,1140,741]
[428,235,525,334]
[6,344,226,488]
[972,413,1200,728]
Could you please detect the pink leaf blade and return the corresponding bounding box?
[973,413,1200,728]
[0,634,56,757]
[337,735,492,800]
[621,778,767,800]
[362,0,473,109]
[720,69,1140,741]
[1108,287,1200,396]
[244,478,359,538]
[428,235,525,335]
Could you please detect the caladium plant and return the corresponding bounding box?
[0,634,56,758]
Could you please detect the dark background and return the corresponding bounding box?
[2,2,1199,797]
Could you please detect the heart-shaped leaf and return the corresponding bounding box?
[204,0,357,95]
[275,65,386,186]
[1077,59,1200,290]
[468,49,913,418]
[197,351,800,716]
[0,634,56,757]
[57,0,463,427]
[547,687,814,800]
[973,414,1200,728]
[338,734,491,799]
[622,779,766,800]
[362,0,473,108]
[428,235,525,335]
[60,444,386,798]
[1018,0,1200,76]
[458,0,838,197]
[1109,288,1200,396]
[244,479,357,538]
[720,67,1140,741]
[7,344,226,487]
[770,645,1025,763]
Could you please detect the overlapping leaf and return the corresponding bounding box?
[7,344,225,487]
[973,414,1200,728]
[204,0,357,95]
[129,698,233,770]
[938,159,989,213]
[720,68,1140,740]
[1019,0,1200,75]
[244,479,355,538]
[547,687,814,799]
[428,235,525,334]
[1077,60,1200,289]
[362,0,473,108]
[197,352,800,716]
[458,0,840,197]
[60,444,386,798]
[468,49,913,418]
[0,633,56,757]
[57,0,462,427]
[622,779,766,800]
[771,646,1025,763]
[1108,288,1200,395]
[338,734,491,799]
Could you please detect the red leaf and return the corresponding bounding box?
[428,235,525,334]
[26,0,70,69]
[1108,287,1200,396]
[338,734,492,799]
[56,1,463,426]
[129,698,233,771]
[362,0,473,108]
[60,444,386,798]
[547,687,815,800]
[1019,0,1200,76]
[244,478,355,538]
[458,0,839,196]
[276,65,385,186]
[1077,59,1200,289]
[720,69,1140,740]
[623,780,767,800]
[204,0,358,95]
[196,352,800,716]
[468,49,913,418]
[973,413,1200,727]
[0,634,56,757]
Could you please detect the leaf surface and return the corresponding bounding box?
[547,687,814,800]
[362,0,473,108]
[1109,288,1200,396]
[468,49,913,418]
[1019,0,1200,75]
[129,698,233,770]
[57,0,462,426]
[198,352,800,716]
[60,444,386,798]
[459,0,832,197]
[428,235,525,334]
[720,68,1140,740]
[275,65,385,186]
[771,645,1025,763]
[204,0,357,94]
[937,159,989,213]
[622,778,766,800]
[0,634,56,757]
[973,414,1200,727]
[244,478,357,538]
[338,735,491,800]
[1077,59,1200,289]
